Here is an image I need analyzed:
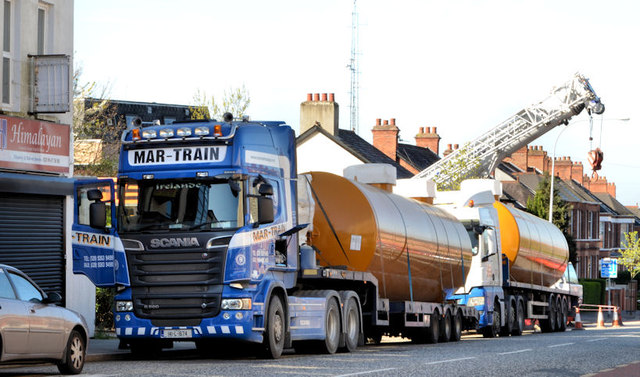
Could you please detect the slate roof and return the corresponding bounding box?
[592,192,636,217]
[500,181,534,209]
[396,143,440,172]
[296,125,414,178]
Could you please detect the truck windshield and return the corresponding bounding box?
[117,177,243,232]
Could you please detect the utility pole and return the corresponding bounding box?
[348,0,359,134]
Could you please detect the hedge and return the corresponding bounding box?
[579,279,606,305]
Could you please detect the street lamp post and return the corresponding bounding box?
[547,117,630,223]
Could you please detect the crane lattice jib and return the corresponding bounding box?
[413,73,604,183]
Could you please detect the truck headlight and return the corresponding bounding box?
[467,296,485,307]
[221,298,252,310]
[116,300,134,312]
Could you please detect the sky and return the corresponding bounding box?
[75,0,640,205]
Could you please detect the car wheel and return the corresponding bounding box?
[57,330,86,375]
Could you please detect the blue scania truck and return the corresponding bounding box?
[72,116,579,358]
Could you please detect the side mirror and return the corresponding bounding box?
[90,202,107,229]
[259,183,273,196]
[258,196,274,224]
[44,291,63,305]
[87,189,103,201]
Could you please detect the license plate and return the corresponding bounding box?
[161,329,192,338]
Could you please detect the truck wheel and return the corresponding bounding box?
[558,297,568,331]
[264,295,285,359]
[439,310,451,342]
[427,309,440,344]
[450,309,462,342]
[321,297,341,354]
[542,296,557,333]
[340,297,361,352]
[501,300,515,336]
[57,330,85,375]
[482,303,500,338]
[511,300,524,336]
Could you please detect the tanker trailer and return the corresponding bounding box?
[298,171,478,343]
[434,179,582,338]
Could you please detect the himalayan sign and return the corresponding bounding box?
[0,116,70,174]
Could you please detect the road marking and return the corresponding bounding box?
[585,338,607,342]
[425,357,477,365]
[548,342,574,348]
[497,349,531,355]
[333,367,397,377]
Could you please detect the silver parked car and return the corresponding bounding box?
[0,264,88,374]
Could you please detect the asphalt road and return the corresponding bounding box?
[2,324,639,377]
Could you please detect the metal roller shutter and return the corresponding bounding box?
[0,193,65,297]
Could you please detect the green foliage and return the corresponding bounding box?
[435,143,483,191]
[525,173,576,264]
[95,287,115,331]
[190,85,250,121]
[614,270,632,284]
[619,231,640,278]
[579,278,606,304]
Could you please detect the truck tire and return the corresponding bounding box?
[439,309,451,342]
[427,309,440,344]
[501,300,515,336]
[340,296,361,352]
[321,297,341,354]
[511,299,524,336]
[264,295,285,359]
[541,295,557,333]
[450,309,463,342]
[482,301,500,338]
[558,297,568,331]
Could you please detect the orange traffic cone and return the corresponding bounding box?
[596,307,606,328]
[574,307,584,330]
[612,307,622,327]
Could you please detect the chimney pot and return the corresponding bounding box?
[329,93,335,102]
[454,144,459,150]
[390,118,396,126]
[321,93,327,101]
[383,120,389,126]
[307,93,312,101]
[420,127,425,134]
[376,118,382,126]
[313,93,320,101]
[433,127,437,134]
[447,144,452,149]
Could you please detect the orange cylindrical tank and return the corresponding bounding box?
[304,172,473,302]
[493,202,569,287]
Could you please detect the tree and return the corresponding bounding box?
[525,173,576,264]
[434,143,483,191]
[619,231,640,278]
[72,66,123,176]
[190,85,250,121]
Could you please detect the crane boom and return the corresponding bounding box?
[413,73,604,182]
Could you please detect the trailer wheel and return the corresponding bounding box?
[439,310,452,342]
[542,296,557,333]
[320,297,341,354]
[340,297,361,352]
[450,309,462,342]
[558,297,568,332]
[428,309,440,344]
[264,295,285,359]
[511,299,524,336]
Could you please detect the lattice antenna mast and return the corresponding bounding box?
[348,0,360,134]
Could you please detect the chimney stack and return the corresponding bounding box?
[300,92,339,135]
[415,126,441,155]
[372,118,399,162]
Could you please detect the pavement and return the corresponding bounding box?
[86,309,640,362]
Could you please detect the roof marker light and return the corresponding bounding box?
[194,127,210,136]
[159,128,174,138]
[177,127,192,137]
[142,130,157,139]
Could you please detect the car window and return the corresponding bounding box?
[8,271,43,302]
[0,270,16,299]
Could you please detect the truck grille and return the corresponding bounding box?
[124,236,229,319]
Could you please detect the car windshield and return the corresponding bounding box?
[118,177,244,232]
